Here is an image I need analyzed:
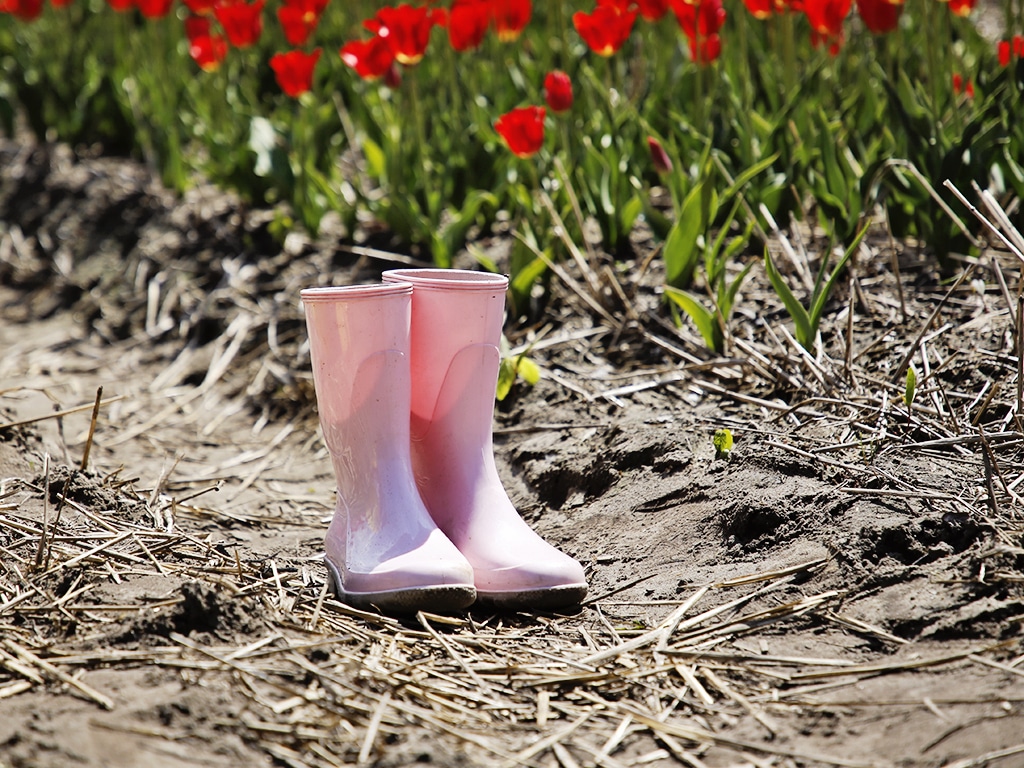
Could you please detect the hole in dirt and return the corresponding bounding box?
[920,512,987,553]
[886,617,931,641]
[720,498,788,548]
[531,462,617,509]
[868,526,928,566]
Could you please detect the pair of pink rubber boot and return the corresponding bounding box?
[301,269,588,613]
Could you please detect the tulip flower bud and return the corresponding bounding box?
[543,70,573,114]
[647,136,673,175]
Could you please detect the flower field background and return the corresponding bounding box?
[1,0,1023,332]
[5,4,1024,766]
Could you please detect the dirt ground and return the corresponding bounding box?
[1,138,1023,768]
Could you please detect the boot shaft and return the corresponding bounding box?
[301,283,413,435]
[381,269,508,424]
[300,283,416,491]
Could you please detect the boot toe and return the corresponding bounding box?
[473,556,588,610]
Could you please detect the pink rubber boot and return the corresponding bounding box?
[381,269,588,609]
[301,283,476,612]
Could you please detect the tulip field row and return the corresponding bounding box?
[1,0,1023,330]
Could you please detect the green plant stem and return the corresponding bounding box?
[555,0,568,68]
[923,0,944,121]
[408,69,431,217]
[149,15,184,189]
[780,11,798,102]
[525,156,542,202]
[880,23,896,90]
[692,36,706,133]
[736,8,753,116]
[442,42,463,134]
[604,54,614,108]
[559,116,574,173]
[293,98,317,233]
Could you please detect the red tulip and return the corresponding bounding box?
[364,4,446,66]
[943,0,974,15]
[185,14,211,41]
[214,0,265,48]
[635,0,670,20]
[998,35,1024,66]
[543,70,573,114]
[137,0,172,17]
[448,0,490,51]
[855,0,901,32]
[495,106,546,158]
[270,48,321,97]
[999,39,1011,67]
[283,0,327,15]
[671,0,726,40]
[190,34,229,71]
[597,0,668,19]
[742,0,804,16]
[742,0,774,18]
[4,0,44,18]
[688,32,722,63]
[340,35,397,80]
[952,73,974,98]
[670,0,725,64]
[810,27,843,55]
[573,4,638,57]
[278,0,325,47]
[803,0,850,41]
[492,0,531,42]
[278,6,313,45]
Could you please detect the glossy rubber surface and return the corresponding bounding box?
[301,283,476,612]
[382,270,588,610]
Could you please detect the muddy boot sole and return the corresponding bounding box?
[475,584,588,612]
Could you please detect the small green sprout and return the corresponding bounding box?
[904,364,918,411]
[713,428,734,461]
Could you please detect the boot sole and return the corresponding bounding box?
[325,558,477,614]
[476,583,588,611]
